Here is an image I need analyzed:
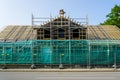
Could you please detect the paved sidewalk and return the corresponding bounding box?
[0,68,120,72]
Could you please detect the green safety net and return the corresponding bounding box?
[0,40,120,66]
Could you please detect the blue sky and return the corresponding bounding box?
[0,0,120,30]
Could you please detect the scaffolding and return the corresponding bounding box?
[0,40,120,68]
[0,10,120,69]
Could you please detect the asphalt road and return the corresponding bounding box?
[0,72,120,80]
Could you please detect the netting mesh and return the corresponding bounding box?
[0,40,120,67]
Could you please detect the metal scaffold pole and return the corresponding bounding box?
[87,18,90,69]
[88,42,91,69]
[2,44,7,69]
[107,40,110,67]
[50,14,52,68]
[59,9,65,69]
[114,52,116,70]
[30,14,36,69]
[113,42,117,70]
[68,17,71,68]
[86,15,89,25]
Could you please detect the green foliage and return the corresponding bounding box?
[102,5,120,28]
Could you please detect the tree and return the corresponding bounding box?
[102,5,120,28]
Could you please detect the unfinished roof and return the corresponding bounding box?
[88,25,120,40]
[0,25,120,42]
[0,25,37,42]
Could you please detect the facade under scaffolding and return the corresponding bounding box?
[0,9,120,69]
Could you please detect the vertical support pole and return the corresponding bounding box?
[59,14,64,69]
[86,15,89,25]
[11,44,13,64]
[3,46,6,67]
[114,41,116,71]
[68,17,71,68]
[31,14,36,69]
[50,14,52,68]
[87,21,89,40]
[114,52,116,70]
[86,19,89,69]
[31,14,33,65]
[107,40,110,68]
[88,42,91,69]
[60,54,62,64]
[2,44,7,69]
